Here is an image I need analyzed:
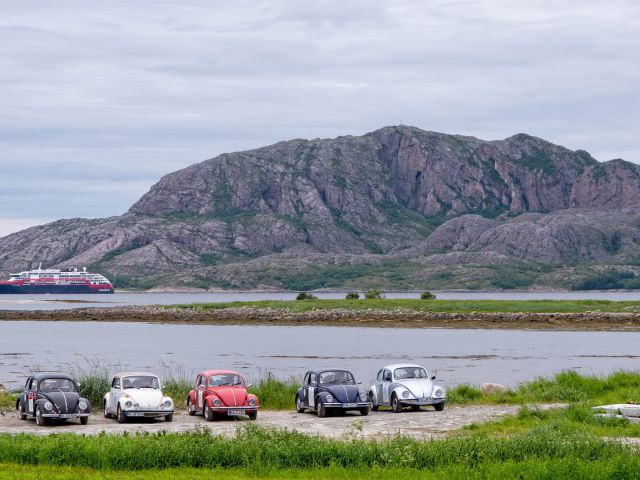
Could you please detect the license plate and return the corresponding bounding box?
[227,410,245,416]
[342,403,358,408]
[127,412,144,417]
[59,414,75,419]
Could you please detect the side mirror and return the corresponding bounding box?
[247,384,253,388]
[431,376,436,380]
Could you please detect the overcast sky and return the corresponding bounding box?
[1,0,639,237]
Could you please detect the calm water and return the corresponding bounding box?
[2,290,640,310]
[1,321,638,390]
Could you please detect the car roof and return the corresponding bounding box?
[113,372,160,378]
[381,364,426,371]
[306,369,354,376]
[30,373,75,382]
[200,370,243,377]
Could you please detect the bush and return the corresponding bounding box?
[345,291,360,300]
[296,292,318,300]
[420,291,436,300]
[364,289,385,299]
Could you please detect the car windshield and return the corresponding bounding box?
[394,367,428,380]
[318,371,355,385]
[39,378,76,392]
[122,376,160,389]
[208,374,244,387]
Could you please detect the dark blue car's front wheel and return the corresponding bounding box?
[316,399,326,418]
[296,395,305,413]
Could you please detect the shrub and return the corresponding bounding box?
[296,292,318,300]
[420,291,436,300]
[345,291,360,300]
[364,289,385,299]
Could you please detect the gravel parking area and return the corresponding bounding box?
[0,404,554,439]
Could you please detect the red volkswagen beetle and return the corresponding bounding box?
[187,370,259,420]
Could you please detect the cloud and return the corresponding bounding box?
[0,0,638,235]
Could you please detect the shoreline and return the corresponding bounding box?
[2,306,640,331]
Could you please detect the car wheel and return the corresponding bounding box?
[18,402,27,420]
[204,402,214,421]
[360,406,370,416]
[165,413,173,422]
[369,392,378,411]
[35,406,46,426]
[117,405,127,424]
[316,399,326,418]
[80,416,89,425]
[295,395,305,413]
[187,398,196,416]
[104,401,110,418]
[391,394,402,413]
[434,402,446,412]
[248,411,258,421]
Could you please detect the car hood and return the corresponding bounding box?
[398,379,434,398]
[123,389,164,408]
[321,385,361,403]
[40,391,79,413]
[210,386,248,407]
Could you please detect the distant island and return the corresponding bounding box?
[1,125,639,291]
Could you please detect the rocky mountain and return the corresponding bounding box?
[2,125,639,290]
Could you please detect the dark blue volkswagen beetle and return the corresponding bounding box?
[295,369,370,417]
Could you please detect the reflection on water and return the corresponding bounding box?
[0,321,639,390]
[2,290,640,310]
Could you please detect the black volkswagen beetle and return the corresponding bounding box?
[16,373,91,426]
[295,369,370,417]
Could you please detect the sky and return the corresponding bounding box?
[1,0,639,237]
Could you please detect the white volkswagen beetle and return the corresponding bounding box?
[103,371,174,423]
[369,364,446,412]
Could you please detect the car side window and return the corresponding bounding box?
[28,378,36,391]
[194,375,201,388]
[112,378,121,389]
[303,372,310,386]
[310,373,317,387]
[200,376,206,387]
[377,370,383,382]
[384,370,392,382]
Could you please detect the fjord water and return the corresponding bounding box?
[1,320,639,390]
[2,290,640,310]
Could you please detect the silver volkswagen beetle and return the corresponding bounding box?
[369,363,446,412]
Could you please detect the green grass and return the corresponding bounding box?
[0,391,17,410]
[173,298,640,314]
[247,373,299,410]
[0,425,638,479]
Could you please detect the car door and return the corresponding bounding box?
[301,372,310,407]
[195,375,206,409]
[25,377,36,415]
[110,377,121,413]
[307,372,317,407]
[382,369,392,404]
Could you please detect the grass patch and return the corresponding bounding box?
[0,391,17,410]
[247,373,300,410]
[173,298,640,314]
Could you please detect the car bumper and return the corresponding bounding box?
[400,398,446,406]
[123,409,174,417]
[322,402,370,410]
[42,412,90,419]
[210,406,259,415]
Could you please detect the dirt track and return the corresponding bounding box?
[0,404,560,439]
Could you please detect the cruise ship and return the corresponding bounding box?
[0,265,114,294]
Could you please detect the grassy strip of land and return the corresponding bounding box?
[175,298,640,314]
[0,425,638,478]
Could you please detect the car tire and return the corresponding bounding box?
[187,398,196,416]
[35,406,46,426]
[369,392,378,411]
[316,399,326,418]
[248,411,258,421]
[104,402,110,418]
[18,402,27,420]
[117,405,127,424]
[295,395,305,413]
[165,413,173,422]
[360,406,370,416]
[204,402,214,421]
[80,416,89,425]
[434,402,445,412]
[391,394,402,413]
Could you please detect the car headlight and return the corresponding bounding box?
[78,401,88,410]
[212,398,221,407]
[401,390,410,399]
[434,388,444,398]
[162,399,173,408]
[248,398,256,406]
[359,393,367,402]
[124,400,133,409]
[325,394,334,403]
[44,402,53,411]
